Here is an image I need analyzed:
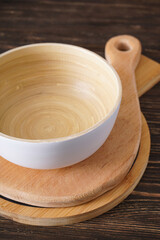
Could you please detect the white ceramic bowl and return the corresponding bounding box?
[0,43,122,169]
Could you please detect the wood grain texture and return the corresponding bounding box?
[136,55,160,97]
[0,44,120,140]
[0,114,150,226]
[0,0,159,239]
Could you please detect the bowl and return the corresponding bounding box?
[0,43,122,169]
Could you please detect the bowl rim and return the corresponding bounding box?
[0,43,122,143]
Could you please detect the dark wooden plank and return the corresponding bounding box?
[0,0,159,239]
[0,0,160,61]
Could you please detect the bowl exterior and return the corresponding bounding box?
[0,102,120,169]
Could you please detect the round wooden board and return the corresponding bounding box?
[0,114,150,226]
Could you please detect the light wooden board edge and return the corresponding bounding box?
[0,114,150,226]
[136,55,160,97]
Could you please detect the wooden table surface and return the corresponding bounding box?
[0,0,159,239]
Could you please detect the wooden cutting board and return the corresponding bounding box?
[0,114,150,226]
[0,36,159,209]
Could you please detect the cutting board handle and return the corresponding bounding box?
[105,35,142,72]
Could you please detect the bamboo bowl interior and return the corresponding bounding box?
[0,44,120,140]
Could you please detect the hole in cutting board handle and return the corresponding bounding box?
[116,42,131,52]
[105,35,142,70]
